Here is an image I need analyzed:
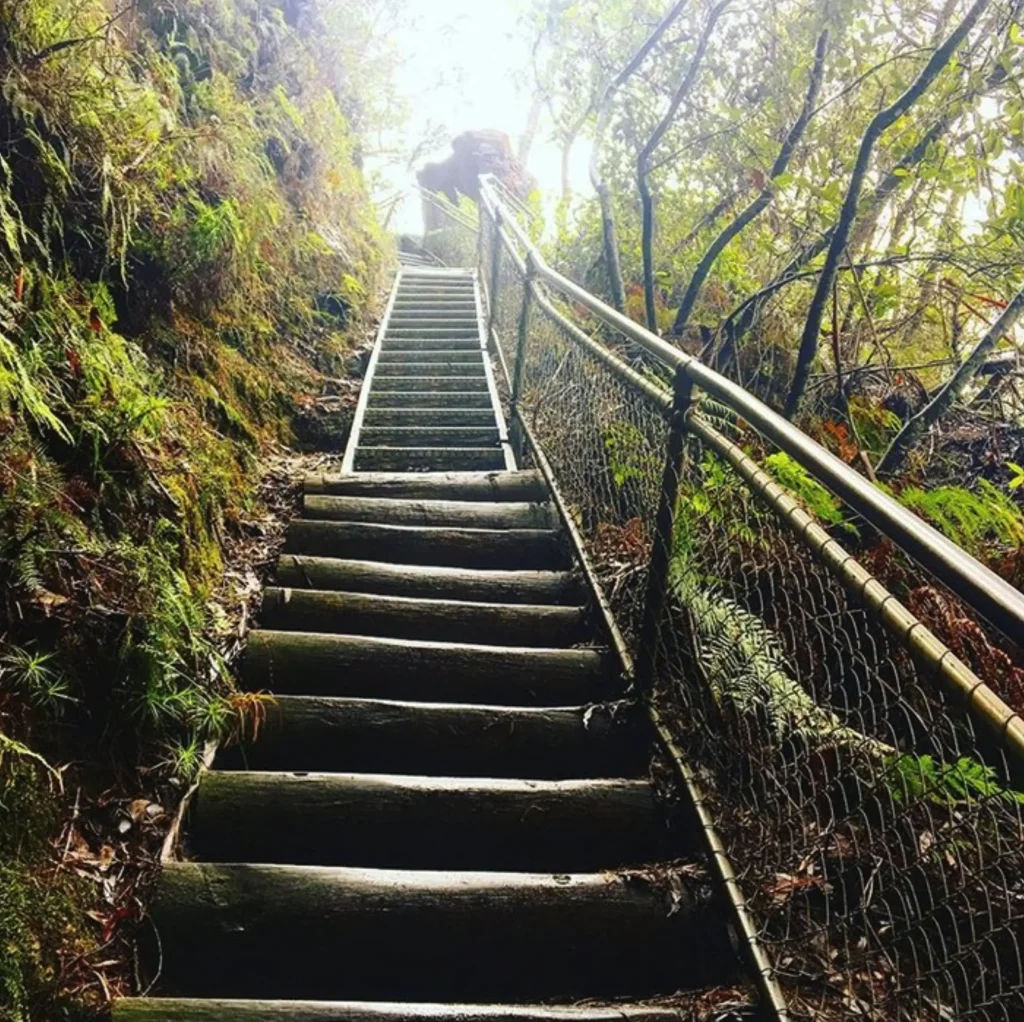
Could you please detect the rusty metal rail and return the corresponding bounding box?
[416,175,1024,1022]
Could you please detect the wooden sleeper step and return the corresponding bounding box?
[274,556,578,604]
[243,631,613,705]
[353,448,508,472]
[381,338,481,352]
[377,350,483,363]
[114,999,713,1022]
[357,427,500,448]
[284,521,568,569]
[258,588,586,647]
[145,862,731,1000]
[371,376,489,392]
[365,391,494,409]
[188,771,671,870]
[214,695,649,778]
[362,408,499,427]
[302,470,548,502]
[374,362,485,377]
[302,495,556,529]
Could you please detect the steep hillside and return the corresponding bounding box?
[0,0,388,1015]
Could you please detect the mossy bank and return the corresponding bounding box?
[0,0,390,1015]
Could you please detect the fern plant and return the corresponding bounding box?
[898,480,1024,559]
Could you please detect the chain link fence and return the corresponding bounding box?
[437,185,1024,1022]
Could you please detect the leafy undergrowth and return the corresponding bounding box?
[0,0,387,1015]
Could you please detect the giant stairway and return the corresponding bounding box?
[115,266,741,1022]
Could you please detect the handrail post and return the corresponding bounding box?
[475,202,486,279]
[635,366,693,693]
[486,209,503,343]
[509,253,535,463]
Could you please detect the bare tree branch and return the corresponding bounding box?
[784,0,991,418]
[589,0,690,311]
[639,0,731,331]
[877,283,1024,474]
[670,27,829,336]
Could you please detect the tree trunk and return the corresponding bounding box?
[784,0,991,418]
[518,91,545,166]
[639,0,731,331]
[670,27,828,336]
[726,56,1008,355]
[588,0,690,311]
[876,283,1024,474]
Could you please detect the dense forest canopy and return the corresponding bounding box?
[516,0,1024,504]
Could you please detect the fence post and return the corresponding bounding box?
[486,209,503,343]
[634,365,693,693]
[508,254,535,463]
[475,206,485,278]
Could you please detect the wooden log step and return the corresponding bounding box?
[258,588,586,647]
[388,312,480,323]
[387,323,479,334]
[398,278,474,285]
[188,771,669,870]
[302,495,556,529]
[391,299,477,308]
[390,307,477,318]
[275,556,577,604]
[398,277,474,284]
[371,376,489,392]
[114,997,697,1022]
[374,362,484,377]
[284,521,568,569]
[243,631,613,705]
[216,696,648,778]
[358,428,500,448]
[386,328,481,339]
[389,296,477,303]
[382,338,481,352]
[366,391,494,409]
[385,326,479,337]
[363,407,498,427]
[377,349,483,363]
[354,448,507,472]
[303,470,548,502]
[396,287,475,295]
[146,862,729,1000]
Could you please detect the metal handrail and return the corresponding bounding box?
[490,216,1024,763]
[417,186,479,232]
[479,174,1024,646]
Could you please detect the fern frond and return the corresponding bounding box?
[669,558,892,757]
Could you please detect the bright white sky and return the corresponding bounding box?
[366,0,592,234]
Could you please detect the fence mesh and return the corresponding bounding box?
[471,201,1024,1022]
[652,428,1024,1020]
[517,300,670,644]
[485,226,526,409]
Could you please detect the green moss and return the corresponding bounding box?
[0,761,93,1022]
[0,0,386,1012]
